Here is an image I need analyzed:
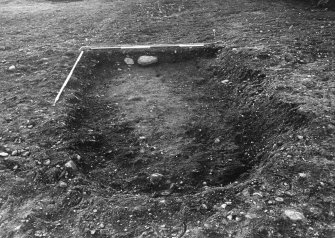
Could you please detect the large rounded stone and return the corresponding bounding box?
[137,56,158,66]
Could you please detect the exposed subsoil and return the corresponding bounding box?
[1,0,335,237]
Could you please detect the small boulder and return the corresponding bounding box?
[149,173,164,185]
[137,56,158,66]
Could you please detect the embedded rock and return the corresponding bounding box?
[283,209,305,221]
[149,173,164,185]
[124,57,134,65]
[137,56,158,66]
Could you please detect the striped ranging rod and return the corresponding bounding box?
[79,43,211,51]
[53,43,216,105]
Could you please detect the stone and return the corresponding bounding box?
[284,209,305,221]
[124,57,134,65]
[65,160,78,171]
[221,80,230,84]
[0,152,9,157]
[297,135,304,140]
[149,173,164,184]
[11,150,19,156]
[59,181,67,188]
[8,65,16,71]
[275,197,284,202]
[137,56,158,66]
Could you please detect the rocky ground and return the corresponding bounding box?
[0,0,335,237]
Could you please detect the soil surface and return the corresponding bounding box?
[1,0,335,237]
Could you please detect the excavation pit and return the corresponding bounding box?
[63,47,307,196]
[45,47,311,237]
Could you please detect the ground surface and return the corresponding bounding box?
[0,0,335,237]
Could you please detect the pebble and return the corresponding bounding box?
[8,65,16,71]
[245,213,258,219]
[252,192,263,197]
[44,159,51,165]
[137,56,158,66]
[124,57,134,65]
[297,135,304,140]
[11,150,19,156]
[284,209,305,221]
[298,173,307,178]
[65,160,78,171]
[0,152,9,157]
[227,214,233,220]
[59,181,67,188]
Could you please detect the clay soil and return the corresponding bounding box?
[1,0,335,237]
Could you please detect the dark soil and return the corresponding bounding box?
[0,0,334,237]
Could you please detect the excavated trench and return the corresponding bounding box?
[63,47,308,196]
